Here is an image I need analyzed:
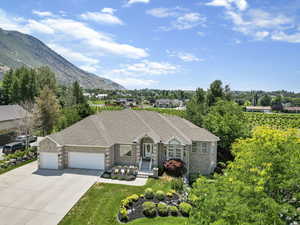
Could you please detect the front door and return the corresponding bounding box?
[143,143,153,159]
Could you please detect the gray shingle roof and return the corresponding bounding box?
[49,109,219,146]
[0,105,27,122]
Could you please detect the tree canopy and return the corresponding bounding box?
[189,127,300,225]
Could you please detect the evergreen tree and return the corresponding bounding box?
[2,69,14,104]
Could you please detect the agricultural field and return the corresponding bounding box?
[245,112,300,129]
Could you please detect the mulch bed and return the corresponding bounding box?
[118,194,185,223]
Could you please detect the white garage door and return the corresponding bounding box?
[40,152,58,169]
[68,152,105,170]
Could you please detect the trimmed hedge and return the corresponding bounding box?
[179,202,192,217]
[155,190,165,201]
[157,203,169,216]
[144,188,154,199]
[142,201,156,217]
[169,206,179,216]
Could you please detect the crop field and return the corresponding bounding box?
[245,112,300,129]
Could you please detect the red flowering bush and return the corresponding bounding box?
[163,159,186,177]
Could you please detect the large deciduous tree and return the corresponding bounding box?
[34,86,60,135]
[189,127,300,225]
[203,100,249,160]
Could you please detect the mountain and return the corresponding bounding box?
[0,28,124,90]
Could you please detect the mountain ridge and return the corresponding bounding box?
[0,28,124,90]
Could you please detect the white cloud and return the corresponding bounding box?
[48,43,99,65]
[206,0,248,11]
[226,9,294,40]
[127,0,150,5]
[109,60,179,76]
[172,13,206,30]
[26,19,55,34]
[271,31,300,43]
[80,8,123,25]
[112,77,157,87]
[32,10,54,17]
[146,7,186,18]
[101,8,116,15]
[80,65,99,73]
[147,8,206,31]
[167,50,202,62]
[0,9,148,59]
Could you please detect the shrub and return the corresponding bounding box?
[166,191,173,198]
[157,203,169,216]
[145,188,154,199]
[171,178,184,192]
[142,201,156,217]
[155,190,165,201]
[101,172,111,179]
[163,159,186,177]
[188,173,200,185]
[120,198,131,209]
[111,175,119,180]
[169,206,179,216]
[119,207,129,222]
[128,194,139,202]
[179,202,192,216]
[125,175,136,181]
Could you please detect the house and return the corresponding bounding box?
[245,106,272,113]
[155,99,183,108]
[38,110,219,176]
[283,107,300,113]
[0,105,28,145]
[116,98,137,107]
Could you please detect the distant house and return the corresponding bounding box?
[0,105,28,145]
[95,94,108,99]
[283,107,300,113]
[245,106,272,113]
[155,99,183,108]
[116,98,137,107]
[38,110,219,176]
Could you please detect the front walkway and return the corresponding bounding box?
[97,177,148,186]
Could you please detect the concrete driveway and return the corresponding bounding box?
[0,162,100,225]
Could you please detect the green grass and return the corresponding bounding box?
[0,159,36,175]
[59,178,189,225]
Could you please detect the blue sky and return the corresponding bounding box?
[0,0,300,91]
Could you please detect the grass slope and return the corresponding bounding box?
[59,178,189,225]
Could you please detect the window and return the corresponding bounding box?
[192,142,197,152]
[168,139,182,160]
[201,143,208,153]
[120,145,132,157]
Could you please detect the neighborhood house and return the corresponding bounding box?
[0,105,28,145]
[38,110,219,176]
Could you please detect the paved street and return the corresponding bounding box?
[0,161,100,225]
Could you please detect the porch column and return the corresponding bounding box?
[152,144,158,167]
[135,142,141,167]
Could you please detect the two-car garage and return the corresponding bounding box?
[39,151,105,170]
[68,152,105,170]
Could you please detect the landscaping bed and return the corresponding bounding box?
[118,188,192,223]
[101,165,138,181]
[0,148,37,175]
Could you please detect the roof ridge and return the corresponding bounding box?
[131,110,160,142]
[157,113,191,144]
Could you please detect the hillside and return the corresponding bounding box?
[0,28,124,90]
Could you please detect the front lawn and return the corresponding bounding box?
[59,178,189,225]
